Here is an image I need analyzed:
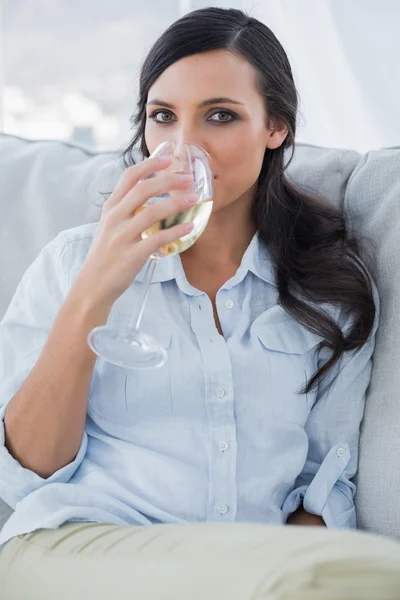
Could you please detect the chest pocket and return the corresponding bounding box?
[88,329,172,426]
[255,320,323,425]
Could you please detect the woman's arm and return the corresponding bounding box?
[283,279,380,528]
[4,278,113,479]
[286,505,325,526]
[0,236,113,485]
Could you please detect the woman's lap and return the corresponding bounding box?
[1,521,400,599]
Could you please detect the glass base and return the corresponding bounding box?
[87,325,167,370]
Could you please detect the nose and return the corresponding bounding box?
[173,122,196,150]
[168,131,200,175]
[173,137,191,165]
[171,127,212,174]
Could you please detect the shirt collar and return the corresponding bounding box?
[134,232,277,288]
[240,231,277,287]
[135,253,176,284]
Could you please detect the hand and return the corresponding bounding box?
[286,505,326,526]
[76,156,196,308]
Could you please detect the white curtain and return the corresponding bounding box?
[243,0,399,152]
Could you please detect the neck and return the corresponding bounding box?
[181,197,256,271]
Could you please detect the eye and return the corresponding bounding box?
[208,110,237,124]
[148,108,238,125]
[148,110,175,124]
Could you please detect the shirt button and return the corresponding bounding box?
[224,300,234,309]
[215,388,226,399]
[336,447,346,458]
[217,504,228,515]
[219,441,229,452]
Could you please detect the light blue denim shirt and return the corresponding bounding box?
[0,222,380,550]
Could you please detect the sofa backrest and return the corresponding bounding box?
[343,148,400,536]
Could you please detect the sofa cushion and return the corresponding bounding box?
[0,133,123,320]
[286,143,361,210]
[343,147,400,539]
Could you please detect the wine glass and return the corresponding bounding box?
[87,141,213,369]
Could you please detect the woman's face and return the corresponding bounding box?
[144,49,287,214]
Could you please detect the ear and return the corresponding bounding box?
[265,118,289,150]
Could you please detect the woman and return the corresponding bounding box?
[1,7,397,600]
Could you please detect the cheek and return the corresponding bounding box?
[144,121,170,156]
[144,123,159,155]
[217,130,265,190]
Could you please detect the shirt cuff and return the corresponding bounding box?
[282,443,356,529]
[316,483,356,529]
[282,484,308,520]
[0,402,88,509]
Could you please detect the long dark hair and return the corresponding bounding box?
[121,7,376,395]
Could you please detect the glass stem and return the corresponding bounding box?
[130,256,159,330]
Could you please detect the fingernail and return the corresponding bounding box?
[184,193,197,206]
[183,222,194,233]
[159,156,171,163]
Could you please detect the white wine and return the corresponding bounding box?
[135,198,213,256]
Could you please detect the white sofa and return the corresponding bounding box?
[0,132,399,541]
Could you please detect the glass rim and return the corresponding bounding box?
[150,140,212,162]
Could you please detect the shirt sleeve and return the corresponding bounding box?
[0,233,88,509]
[282,274,380,528]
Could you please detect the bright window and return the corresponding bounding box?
[0,1,244,150]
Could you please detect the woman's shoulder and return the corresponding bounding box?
[52,221,98,275]
[57,222,98,248]
[33,222,99,292]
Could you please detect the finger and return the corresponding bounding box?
[105,156,172,209]
[138,221,195,257]
[116,171,194,218]
[130,191,197,240]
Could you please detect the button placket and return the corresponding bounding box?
[215,288,237,340]
[190,295,237,522]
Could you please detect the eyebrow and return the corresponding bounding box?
[146,97,245,109]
